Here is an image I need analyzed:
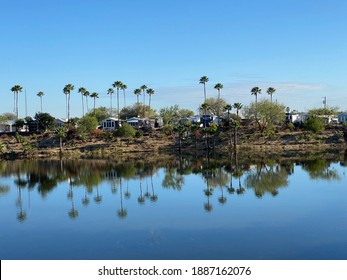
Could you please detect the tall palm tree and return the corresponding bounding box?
[120,83,127,108]
[146,88,155,109]
[78,87,86,116]
[11,85,23,119]
[140,84,147,104]
[83,90,90,112]
[63,84,74,121]
[37,91,44,113]
[113,81,123,119]
[214,83,223,120]
[214,83,223,100]
[134,88,141,104]
[199,76,209,102]
[90,92,99,114]
[267,87,276,103]
[107,88,114,116]
[251,86,261,103]
[233,102,243,117]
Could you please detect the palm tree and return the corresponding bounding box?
[224,104,233,149]
[63,84,74,121]
[251,86,261,103]
[233,102,243,117]
[146,88,155,109]
[83,90,90,112]
[199,76,209,102]
[78,87,86,116]
[11,85,23,119]
[37,91,44,113]
[214,83,223,100]
[90,92,99,114]
[120,83,127,107]
[140,84,147,104]
[113,81,123,119]
[267,87,276,103]
[107,88,114,116]
[134,88,141,104]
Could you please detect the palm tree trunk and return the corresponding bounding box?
[110,94,112,115]
[81,94,85,116]
[67,93,70,120]
[93,98,96,114]
[204,84,206,102]
[16,92,19,119]
[40,97,43,113]
[85,96,89,112]
[117,89,120,119]
[123,90,126,108]
[149,95,151,109]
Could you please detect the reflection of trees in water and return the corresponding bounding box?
[244,163,289,198]
[301,159,340,181]
[0,156,345,221]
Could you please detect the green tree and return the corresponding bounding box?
[266,87,276,103]
[140,84,147,104]
[251,86,261,103]
[55,127,66,152]
[233,102,243,118]
[35,112,55,132]
[120,83,127,107]
[63,84,74,121]
[86,107,109,122]
[200,97,226,116]
[90,92,99,114]
[113,81,123,119]
[11,85,23,119]
[14,119,25,131]
[37,91,44,113]
[120,103,156,119]
[83,90,90,113]
[214,83,223,101]
[304,116,325,133]
[114,123,136,145]
[146,88,155,109]
[308,107,339,116]
[199,76,209,102]
[159,105,194,125]
[107,88,114,116]
[243,99,285,133]
[77,115,99,135]
[134,88,141,104]
[78,87,87,116]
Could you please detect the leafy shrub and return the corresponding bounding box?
[304,116,325,133]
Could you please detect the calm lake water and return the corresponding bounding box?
[1,154,347,260]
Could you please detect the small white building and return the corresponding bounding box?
[100,118,121,131]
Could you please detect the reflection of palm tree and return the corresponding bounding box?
[218,186,227,204]
[117,177,127,219]
[144,177,150,198]
[203,174,213,212]
[150,174,158,202]
[94,185,102,204]
[67,184,78,219]
[138,175,145,204]
[82,188,90,206]
[16,183,27,222]
[125,180,131,199]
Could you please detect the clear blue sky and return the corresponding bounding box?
[1,0,346,118]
